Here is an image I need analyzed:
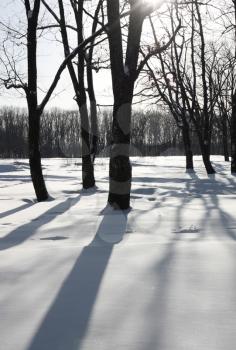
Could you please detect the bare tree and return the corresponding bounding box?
[0,0,111,200]
[210,0,236,172]
[0,0,49,201]
[106,0,180,209]
[42,0,97,188]
[209,45,234,162]
[141,6,194,171]
[85,0,104,162]
[231,0,236,173]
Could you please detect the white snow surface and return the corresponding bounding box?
[0,156,236,350]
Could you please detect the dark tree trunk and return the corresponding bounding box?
[27,0,48,201]
[90,100,98,163]
[108,102,132,209]
[58,0,95,188]
[79,104,95,188]
[199,137,215,174]
[222,115,230,162]
[77,0,95,188]
[231,92,236,173]
[107,0,144,209]
[195,2,215,175]
[182,122,194,171]
[87,67,98,162]
[28,109,48,201]
[86,1,102,163]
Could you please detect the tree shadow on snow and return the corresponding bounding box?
[0,200,34,220]
[173,172,236,241]
[0,196,81,251]
[27,210,128,350]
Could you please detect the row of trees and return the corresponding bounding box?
[137,0,236,174]
[0,107,227,158]
[0,0,236,209]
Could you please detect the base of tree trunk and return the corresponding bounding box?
[29,154,49,202]
[224,155,230,162]
[186,154,194,171]
[108,155,131,210]
[91,135,98,163]
[231,157,236,174]
[182,126,194,171]
[202,156,215,174]
[108,192,131,210]
[82,155,95,189]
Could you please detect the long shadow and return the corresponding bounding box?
[143,239,179,350]
[0,164,19,172]
[27,211,128,350]
[172,171,236,241]
[0,175,31,182]
[211,161,230,174]
[132,177,191,183]
[143,180,236,348]
[0,196,80,251]
[0,174,77,181]
[0,201,34,219]
[131,162,157,167]
[203,192,236,241]
[189,172,236,240]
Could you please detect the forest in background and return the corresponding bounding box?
[0,106,226,159]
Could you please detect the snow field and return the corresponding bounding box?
[0,156,236,350]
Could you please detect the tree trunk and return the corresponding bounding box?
[76,0,95,188]
[182,122,194,171]
[80,103,95,188]
[108,102,132,209]
[222,115,230,162]
[28,109,48,201]
[27,1,48,201]
[86,1,102,163]
[231,92,236,173]
[90,100,98,163]
[87,59,98,162]
[199,137,215,174]
[58,0,95,189]
[106,0,144,209]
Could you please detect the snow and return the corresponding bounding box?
[0,156,236,350]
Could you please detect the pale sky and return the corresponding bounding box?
[0,0,115,110]
[0,0,231,111]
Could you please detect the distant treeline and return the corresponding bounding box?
[0,107,226,158]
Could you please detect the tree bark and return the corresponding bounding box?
[86,0,103,163]
[182,122,194,171]
[198,136,215,174]
[80,103,95,188]
[76,0,95,188]
[87,64,98,163]
[108,102,132,209]
[195,1,215,175]
[58,0,95,188]
[231,92,236,173]
[107,0,144,209]
[28,109,48,201]
[222,115,230,162]
[27,0,48,201]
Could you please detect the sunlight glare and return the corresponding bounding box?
[141,0,167,11]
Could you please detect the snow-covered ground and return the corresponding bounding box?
[0,156,236,350]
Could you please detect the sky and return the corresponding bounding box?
[0,0,231,111]
[0,0,115,110]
